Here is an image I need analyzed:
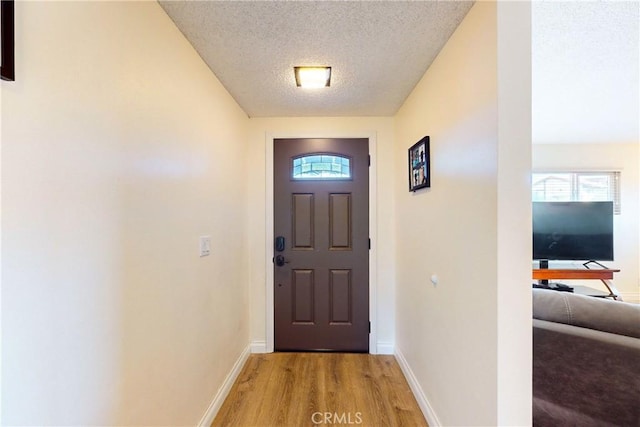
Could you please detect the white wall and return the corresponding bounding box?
[1,2,249,425]
[496,3,533,424]
[532,143,640,302]
[246,117,396,353]
[394,2,531,425]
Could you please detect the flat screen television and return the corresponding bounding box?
[532,201,614,262]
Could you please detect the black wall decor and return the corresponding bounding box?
[408,136,431,192]
[1,0,15,81]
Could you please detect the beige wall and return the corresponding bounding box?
[1,2,249,425]
[532,143,640,302]
[0,1,537,425]
[246,117,396,353]
[394,2,531,425]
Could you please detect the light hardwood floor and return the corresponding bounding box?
[212,353,428,427]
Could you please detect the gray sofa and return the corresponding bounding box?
[532,288,640,427]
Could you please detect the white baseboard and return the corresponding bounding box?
[394,347,441,427]
[198,345,250,427]
[250,340,268,353]
[376,341,394,355]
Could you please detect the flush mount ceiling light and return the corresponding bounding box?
[294,66,331,88]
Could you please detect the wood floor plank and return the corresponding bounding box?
[212,353,428,427]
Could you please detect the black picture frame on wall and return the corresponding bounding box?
[1,0,15,81]
[408,136,430,192]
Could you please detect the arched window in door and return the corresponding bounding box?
[292,154,352,180]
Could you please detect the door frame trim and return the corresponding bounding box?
[265,132,378,354]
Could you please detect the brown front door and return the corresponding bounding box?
[274,138,369,352]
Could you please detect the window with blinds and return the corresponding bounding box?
[532,171,621,214]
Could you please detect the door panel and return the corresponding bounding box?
[292,270,314,324]
[292,194,314,249]
[274,138,369,352]
[329,269,351,324]
[329,193,352,250]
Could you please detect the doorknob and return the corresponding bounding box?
[274,255,289,267]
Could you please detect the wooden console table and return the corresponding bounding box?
[532,268,621,300]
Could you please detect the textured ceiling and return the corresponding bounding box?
[159,1,639,145]
[532,1,639,144]
[159,1,474,117]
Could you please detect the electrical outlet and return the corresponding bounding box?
[199,236,211,257]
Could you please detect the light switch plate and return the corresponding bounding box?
[199,236,211,257]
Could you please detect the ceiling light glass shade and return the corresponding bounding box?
[294,66,331,88]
